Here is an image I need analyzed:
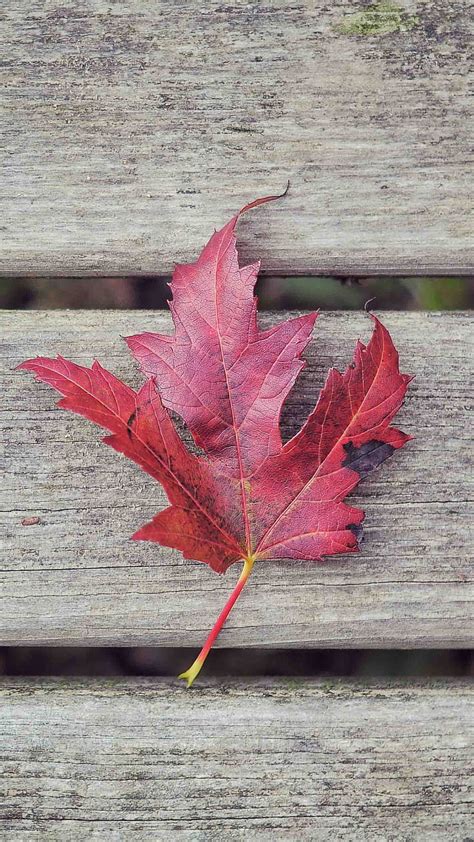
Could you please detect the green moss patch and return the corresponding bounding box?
[336,2,419,36]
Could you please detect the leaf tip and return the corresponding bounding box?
[238,183,291,218]
[15,358,37,372]
[364,297,377,314]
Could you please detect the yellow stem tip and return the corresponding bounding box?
[178,656,204,688]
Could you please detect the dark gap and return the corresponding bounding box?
[1,648,472,678]
[1,277,473,310]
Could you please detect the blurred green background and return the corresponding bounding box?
[1,276,473,310]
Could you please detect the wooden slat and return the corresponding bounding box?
[2,310,473,647]
[2,0,473,277]
[0,679,472,839]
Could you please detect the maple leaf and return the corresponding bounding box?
[19,194,412,686]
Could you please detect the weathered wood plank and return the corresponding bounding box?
[2,311,473,647]
[2,1,473,276]
[0,679,472,840]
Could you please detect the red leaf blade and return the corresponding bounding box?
[19,357,244,572]
[253,316,411,559]
[126,208,316,557]
[19,197,412,684]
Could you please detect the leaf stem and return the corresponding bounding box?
[178,556,255,688]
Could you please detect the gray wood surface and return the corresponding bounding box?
[2,310,473,647]
[0,678,472,840]
[2,0,473,277]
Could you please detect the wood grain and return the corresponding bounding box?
[2,0,473,277]
[0,678,472,839]
[2,310,473,647]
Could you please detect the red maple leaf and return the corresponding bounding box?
[19,195,412,686]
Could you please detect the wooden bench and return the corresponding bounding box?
[2,1,473,838]
[1,679,472,839]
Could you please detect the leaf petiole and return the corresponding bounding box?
[178,555,255,687]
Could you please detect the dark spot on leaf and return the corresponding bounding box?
[349,522,364,544]
[127,400,155,439]
[126,409,138,439]
[343,439,395,478]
